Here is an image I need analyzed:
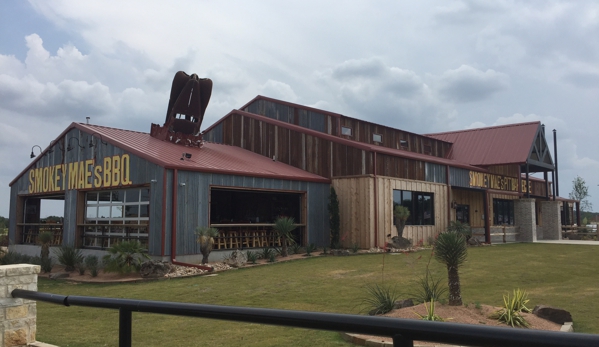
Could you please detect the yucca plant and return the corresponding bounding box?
[434,231,467,306]
[490,290,531,328]
[305,243,317,256]
[512,288,532,313]
[102,241,149,274]
[84,255,100,277]
[290,243,303,255]
[414,299,444,321]
[245,250,259,264]
[259,247,275,260]
[361,283,401,315]
[195,226,220,264]
[273,216,297,257]
[54,245,84,272]
[37,231,53,262]
[447,221,472,242]
[393,205,410,238]
[410,269,448,304]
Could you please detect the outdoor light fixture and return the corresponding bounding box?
[88,133,107,148]
[450,200,458,209]
[30,145,42,158]
[66,137,85,151]
[180,152,192,160]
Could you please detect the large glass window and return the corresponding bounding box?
[393,190,435,226]
[493,199,514,225]
[83,187,150,249]
[456,204,470,224]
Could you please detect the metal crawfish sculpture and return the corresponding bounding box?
[150,71,213,147]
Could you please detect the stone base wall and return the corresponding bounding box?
[0,264,40,347]
[515,199,537,242]
[541,201,562,240]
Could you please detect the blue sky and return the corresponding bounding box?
[1,0,598,217]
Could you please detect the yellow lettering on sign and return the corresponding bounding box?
[77,161,85,189]
[68,162,78,190]
[103,157,112,187]
[84,159,93,189]
[121,154,131,185]
[28,170,35,193]
[94,165,102,187]
[61,164,66,190]
[112,156,120,186]
[54,165,61,192]
[47,166,55,192]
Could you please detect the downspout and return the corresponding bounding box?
[373,151,378,248]
[161,168,167,256]
[553,129,559,198]
[446,165,451,226]
[483,190,490,244]
[170,168,213,271]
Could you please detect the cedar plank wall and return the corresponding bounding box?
[487,165,519,177]
[377,177,448,248]
[338,116,451,158]
[217,113,370,179]
[450,189,485,228]
[242,98,451,158]
[332,176,374,248]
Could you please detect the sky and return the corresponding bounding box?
[1,0,598,218]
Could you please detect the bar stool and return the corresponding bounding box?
[241,230,253,248]
[53,230,63,245]
[215,231,227,249]
[229,231,241,249]
[257,230,269,247]
[270,231,282,247]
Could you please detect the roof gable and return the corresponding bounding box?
[426,122,549,167]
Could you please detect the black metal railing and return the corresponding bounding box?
[11,289,599,347]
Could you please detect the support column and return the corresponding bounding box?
[541,201,562,240]
[0,264,40,347]
[515,199,537,242]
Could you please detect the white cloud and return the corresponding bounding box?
[435,65,510,102]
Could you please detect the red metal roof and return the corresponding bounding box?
[10,123,330,186]
[426,122,541,166]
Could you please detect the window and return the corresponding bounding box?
[373,134,382,143]
[493,199,514,225]
[456,204,469,224]
[393,190,435,226]
[400,140,408,148]
[341,126,352,136]
[83,187,150,249]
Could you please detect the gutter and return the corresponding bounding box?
[170,168,213,271]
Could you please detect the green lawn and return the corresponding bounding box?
[36,243,599,346]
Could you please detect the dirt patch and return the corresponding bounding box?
[356,303,562,346]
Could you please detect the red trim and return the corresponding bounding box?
[160,168,167,256]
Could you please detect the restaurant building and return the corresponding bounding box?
[8,92,578,261]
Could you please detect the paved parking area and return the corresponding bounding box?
[535,239,599,245]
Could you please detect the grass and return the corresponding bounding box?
[35,243,599,346]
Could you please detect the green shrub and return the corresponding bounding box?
[410,269,448,304]
[414,299,444,321]
[84,255,100,277]
[290,243,303,255]
[103,241,149,274]
[40,257,53,273]
[351,243,359,253]
[259,247,275,260]
[246,251,259,264]
[305,243,317,256]
[267,252,277,263]
[0,251,32,265]
[361,283,400,315]
[54,246,84,272]
[490,289,531,328]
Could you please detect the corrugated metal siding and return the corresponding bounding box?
[246,99,330,134]
[425,163,447,183]
[450,167,471,187]
[171,171,331,255]
[203,123,223,143]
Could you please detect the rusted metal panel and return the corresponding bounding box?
[203,122,223,143]
[449,167,471,187]
[425,163,446,183]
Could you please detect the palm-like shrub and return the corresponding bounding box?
[84,255,100,277]
[434,231,467,306]
[361,284,400,315]
[37,231,53,260]
[410,269,448,304]
[103,241,149,274]
[195,227,219,264]
[447,221,472,242]
[490,289,531,328]
[273,217,297,257]
[55,245,84,272]
[393,205,410,238]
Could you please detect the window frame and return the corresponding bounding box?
[493,199,515,225]
[373,133,383,143]
[393,189,435,226]
[341,126,352,136]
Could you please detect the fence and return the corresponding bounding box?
[11,289,599,347]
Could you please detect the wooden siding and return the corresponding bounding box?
[338,116,450,158]
[376,154,426,181]
[487,165,519,177]
[332,176,374,249]
[377,177,448,247]
[333,176,448,249]
[451,189,485,228]
[173,172,331,255]
[244,99,331,133]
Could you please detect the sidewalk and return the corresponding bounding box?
[535,239,599,245]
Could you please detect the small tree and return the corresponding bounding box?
[434,231,467,306]
[273,216,297,257]
[447,221,471,242]
[103,241,149,274]
[37,231,54,273]
[569,176,592,212]
[195,226,219,264]
[328,187,340,248]
[393,205,410,239]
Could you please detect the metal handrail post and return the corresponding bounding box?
[393,334,414,347]
[119,308,132,347]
